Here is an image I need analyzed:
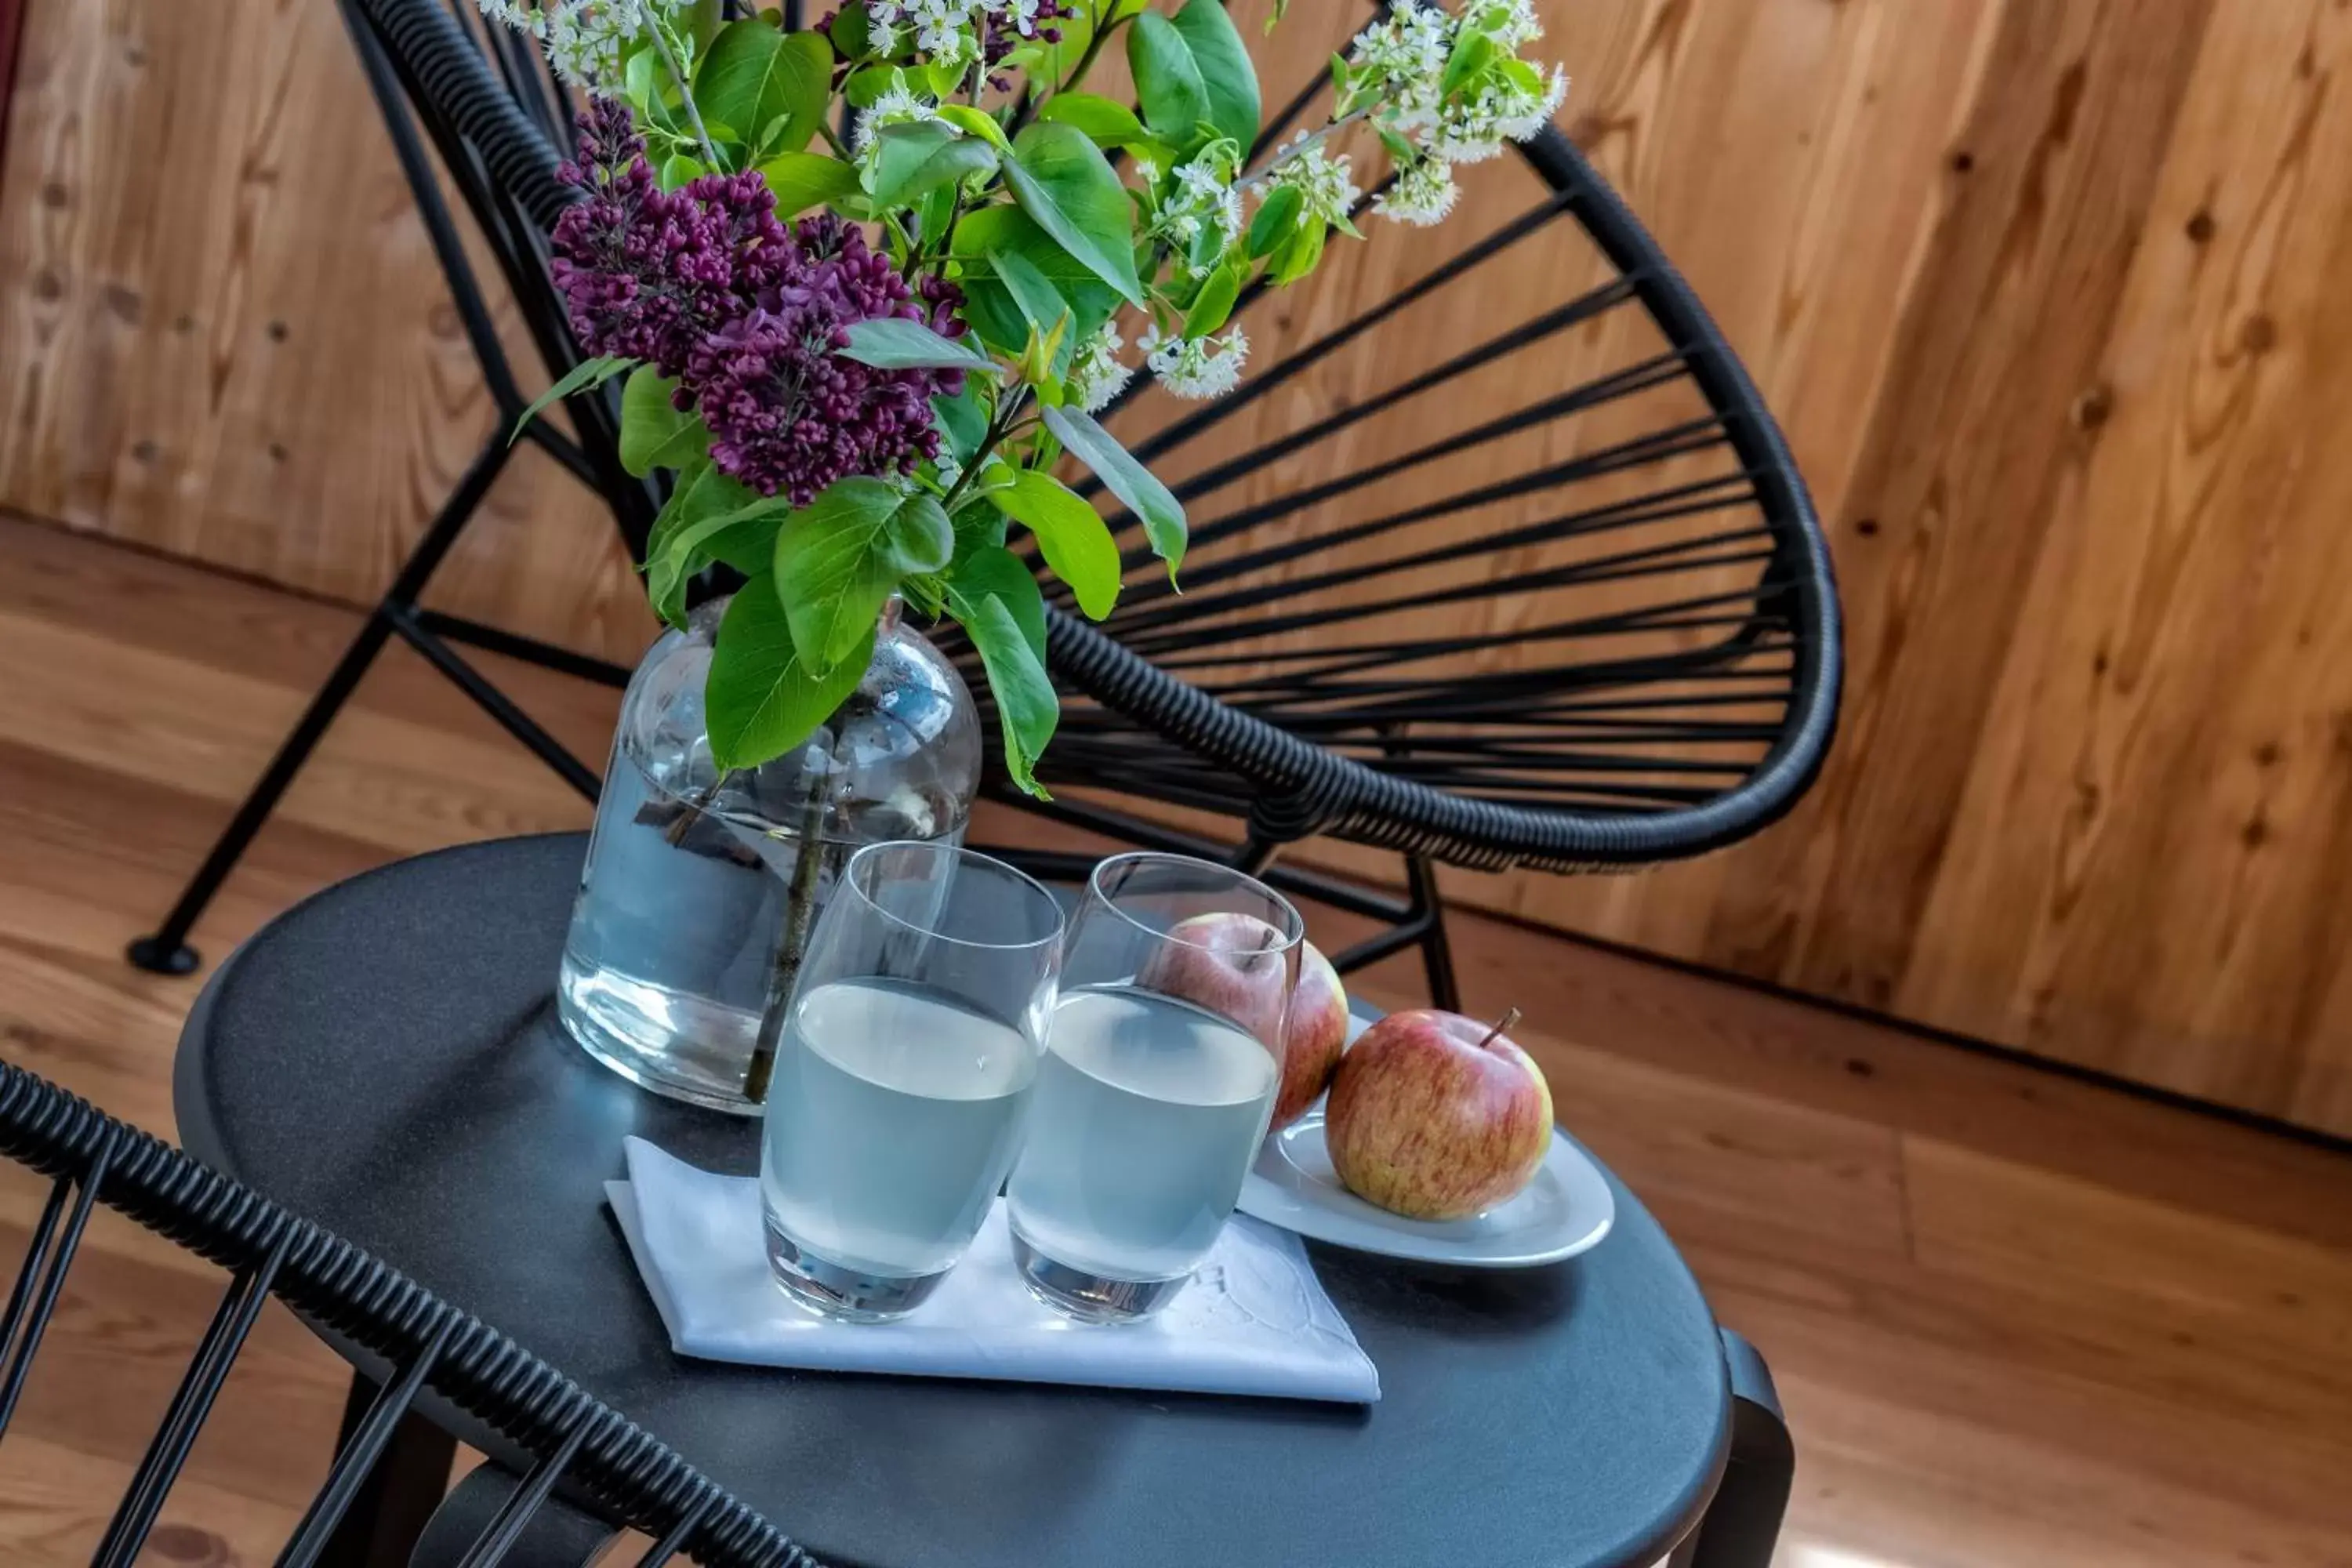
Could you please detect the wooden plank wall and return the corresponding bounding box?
[6,1,2352,1135]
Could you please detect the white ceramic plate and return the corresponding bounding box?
[1237,1107,1616,1269]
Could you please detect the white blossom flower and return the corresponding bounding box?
[1064,322,1134,413]
[1140,324,1249,401]
[1269,137,1361,227]
[1374,155,1458,227]
[1154,150,1244,272]
[1431,64,1569,162]
[476,0,683,90]
[1477,0,1544,48]
[1347,1,1452,118]
[855,85,946,158]
[1130,154,1161,188]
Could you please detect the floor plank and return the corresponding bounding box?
[0,514,2346,1567]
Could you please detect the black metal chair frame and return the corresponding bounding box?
[126,0,656,977]
[129,1,1842,1018]
[0,1061,804,1567]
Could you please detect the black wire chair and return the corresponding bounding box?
[0,1061,801,1566]
[985,9,1842,1006]
[129,0,1842,1014]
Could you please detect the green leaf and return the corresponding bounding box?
[989,470,1122,619]
[1002,122,1148,307]
[985,249,1075,375]
[933,383,989,464]
[619,368,707,477]
[950,499,1008,562]
[838,318,1000,372]
[695,20,832,162]
[829,3,873,58]
[953,587,1058,797]
[644,461,787,626]
[760,151,860,216]
[704,574,874,771]
[937,103,1013,151]
[1247,183,1302,258]
[1440,29,1497,97]
[508,354,633,445]
[865,122,998,210]
[771,476,917,670]
[1036,92,1152,149]
[1181,261,1242,338]
[1269,217,1326,285]
[954,209,1118,361]
[844,63,900,107]
[1042,405,1185,579]
[659,152,703,191]
[947,545,1049,666]
[882,492,955,575]
[1169,0,1261,151]
[1126,11,1208,144]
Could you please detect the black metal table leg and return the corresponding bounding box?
[1671,1330,1795,1568]
[319,1370,459,1568]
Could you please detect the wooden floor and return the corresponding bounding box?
[0,511,2347,1567]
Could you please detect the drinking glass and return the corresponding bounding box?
[1005,852,1305,1323]
[760,841,1064,1323]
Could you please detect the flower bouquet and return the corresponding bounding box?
[494,0,1566,788]
[500,0,1566,1105]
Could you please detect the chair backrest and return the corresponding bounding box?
[0,1061,795,1567]
[1018,2,1842,873]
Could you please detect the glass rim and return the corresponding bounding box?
[1083,851,1307,954]
[839,840,1065,953]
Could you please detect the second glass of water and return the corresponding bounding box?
[760,841,1063,1323]
[1006,852,1305,1323]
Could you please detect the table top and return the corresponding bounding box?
[174,833,1730,1568]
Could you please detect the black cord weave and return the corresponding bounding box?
[0,1062,815,1568]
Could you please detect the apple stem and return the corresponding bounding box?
[1475,1007,1523,1051]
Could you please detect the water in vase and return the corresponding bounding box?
[556,602,982,1115]
[760,978,1037,1297]
[1007,986,1279,1286]
[558,739,799,1112]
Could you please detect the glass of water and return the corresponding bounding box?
[760,840,1063,1323]
[1006,852,1305,1323]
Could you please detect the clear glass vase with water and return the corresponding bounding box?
[557,597,982,1114]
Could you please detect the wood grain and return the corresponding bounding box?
[0,518,2347,1566]
[8,0,2352,1132]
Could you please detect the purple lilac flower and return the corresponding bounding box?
[549,103,969,505]
[687,213,969,505]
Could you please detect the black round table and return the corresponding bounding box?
[174,834,1766,1568]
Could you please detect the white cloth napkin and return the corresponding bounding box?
[607,1137,1380,1404]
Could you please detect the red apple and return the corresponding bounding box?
[1272,942,1348,1130]
[1135,912,1291,1052]
[1325,1008,1552,1221]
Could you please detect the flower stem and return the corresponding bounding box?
[1236,105,1374,193]
[1051,0,1127,99]
[939,389,1030,511]
[647,17,720,169]
[742,746,839,1104]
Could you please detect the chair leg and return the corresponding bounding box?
[1671,1330,1795,1568]
[318,1370,460,1568]
[127,434,513,974]
[126,608,400,975]
[1405,853,1461,1011]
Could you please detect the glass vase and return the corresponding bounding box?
[557,597,982,1114]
